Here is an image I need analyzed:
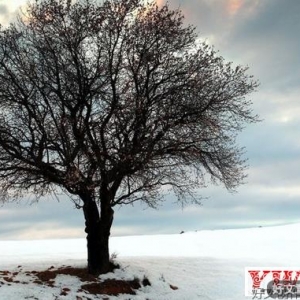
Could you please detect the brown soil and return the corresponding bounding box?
[81,278,142,296]
[32,265,97,284]
[0,265,154,297]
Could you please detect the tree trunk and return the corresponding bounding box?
[82,194,114,275]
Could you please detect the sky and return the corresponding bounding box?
[0,0,300,240]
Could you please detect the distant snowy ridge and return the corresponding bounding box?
[0,223,299,299]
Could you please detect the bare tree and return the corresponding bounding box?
[0,0,258,274]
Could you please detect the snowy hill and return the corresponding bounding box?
[0,223,299,299]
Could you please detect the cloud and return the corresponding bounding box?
[15,224,83,240]
[227,0,243,15]
[156,0,165,7]
[0,4,8,16]
[0,197,84,239]
[160,0,300,96]
[218,1,300,91]
[0,0,28,26]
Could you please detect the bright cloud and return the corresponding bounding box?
[0,0,27,26]
[227,0,243,15]
[226,0,261,17]
[156,0,164,7]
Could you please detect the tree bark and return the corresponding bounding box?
[82,193,114,275]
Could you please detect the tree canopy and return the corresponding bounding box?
[0,0,258,274]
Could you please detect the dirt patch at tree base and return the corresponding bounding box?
[0,265,158,297]
[33,266,98,284]
[81,278,144,295]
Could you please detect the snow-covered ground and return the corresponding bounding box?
[0,223,299,299]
